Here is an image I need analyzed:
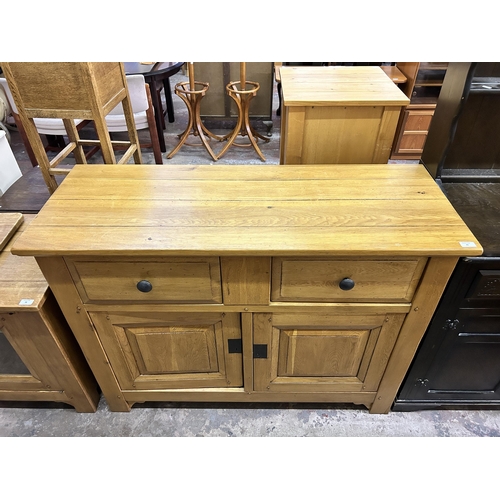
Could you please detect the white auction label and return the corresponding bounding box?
[18,299,35,306]
[459,241,477,248]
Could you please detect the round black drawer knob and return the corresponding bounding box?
[339,278,355,291]
[137,280,153,293]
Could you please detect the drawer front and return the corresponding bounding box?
[271,258,427,302]
[66,257,222,304]
[404,110,434,131]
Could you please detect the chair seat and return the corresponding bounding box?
[105,111,149,132]
[33,118,84,135]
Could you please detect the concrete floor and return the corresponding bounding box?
[1,69,500,437]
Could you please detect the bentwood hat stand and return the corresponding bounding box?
[167,63,221,161]
[216,63,270,161]
[2,62,142,194]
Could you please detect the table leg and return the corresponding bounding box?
[147,77,166,152]
[164,77,175,123]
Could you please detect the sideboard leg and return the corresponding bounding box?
[370,257,458,414]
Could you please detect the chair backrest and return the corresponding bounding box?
[0,78,18,114]
[1,77,83,136]
[109,74,149,115]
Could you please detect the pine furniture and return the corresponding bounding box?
[279,66,410,165]
[0,213,99,412]
[11,163,482,413]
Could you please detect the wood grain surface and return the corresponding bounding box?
[11,164,482,258]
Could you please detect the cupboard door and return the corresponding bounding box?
[396,109,434,155]
[89,312,243,390]
[253,312,405,393]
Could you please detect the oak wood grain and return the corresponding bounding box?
[11,164,482,258]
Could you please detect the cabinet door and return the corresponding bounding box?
[400,307,500,402]
[253,312,405,393]
[397,109,434,155]
[89,312,243,390]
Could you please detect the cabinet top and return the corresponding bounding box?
[12,164,482,258]
[0,214,48,311]
[280,66,410,107]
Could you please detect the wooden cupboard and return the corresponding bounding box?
[279,66,409,165]
[391,62,448,160]
[11,164,482,413]
[0,213,99,412]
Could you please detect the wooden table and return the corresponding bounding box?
[12,164,482,413]
[124,62,185,152]
[279,66,410,164]
[0,213,99,411]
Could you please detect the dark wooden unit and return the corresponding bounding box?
[394,63,500,410]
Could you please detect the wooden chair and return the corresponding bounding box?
[1,62,142,194]
[105,74,163,164]
[1,76,96,167]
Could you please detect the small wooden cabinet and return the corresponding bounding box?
[391,63,448,160]
[0,213,99,412]
[279,66,409,165]
[12,164,482,414]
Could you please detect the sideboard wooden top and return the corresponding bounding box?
[280,66,410,107]
[12,164,482,257]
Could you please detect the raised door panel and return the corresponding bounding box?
[398,133,428,154]
[253,311,405,393]
[89,311,243,390]
[404,110,434,131]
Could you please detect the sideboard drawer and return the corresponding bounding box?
[66,257,222,304]
[271,258,427,303]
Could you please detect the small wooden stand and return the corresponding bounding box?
[167,63,221,161]
[217,63,270,161]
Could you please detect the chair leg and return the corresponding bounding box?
[22,117,59,193]
[120,95,142,164]
[12,112,39,167]
[91,108,118,164]
[145,84,163,164]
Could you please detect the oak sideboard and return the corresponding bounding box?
[12,164,482,413]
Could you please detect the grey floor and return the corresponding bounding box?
[1,70,500,437]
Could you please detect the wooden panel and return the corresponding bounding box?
[36,256,130,411]
[221,257,270,305]
[67,257,222,304]
[371,256,459,413]
[300,106,381,164]
[89,311,243,390]
[0,213,23,251]
[281,107,305,164]
[253,310,404,394]
[127,324,219,374]
[372,108,401,163]
[398,133,428,154]
[277,329,371,377]
[279,66,410,107]
[405,110,434,130]
[12,165,482,259]
[272,258,427,302]
[0,214,47,312]
[394,108,435,155]
[0,295,99,412]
